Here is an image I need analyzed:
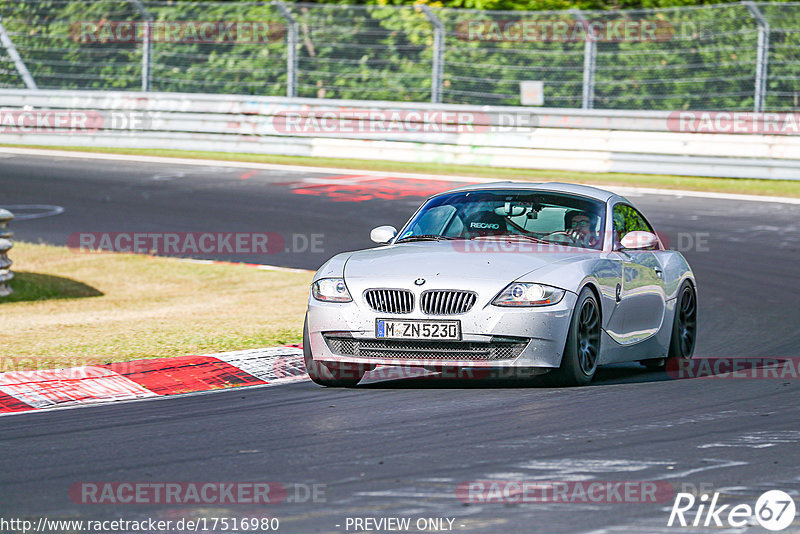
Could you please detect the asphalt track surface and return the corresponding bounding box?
[2,152,800,533]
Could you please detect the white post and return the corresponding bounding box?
[0,18,37,90]
[420,5,445,104]
[128,0,153,92]
[743,2,770,113]
[273,1,299,98]
[570,9,596,110]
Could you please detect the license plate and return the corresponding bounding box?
[376,319,461,340]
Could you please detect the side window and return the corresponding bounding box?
[612,204,655,248]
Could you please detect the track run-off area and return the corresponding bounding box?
[1,149,799,533]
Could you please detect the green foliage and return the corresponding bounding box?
[0,0,797,110]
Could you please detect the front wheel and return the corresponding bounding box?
[545,287,601,387]
[303,317,364,387]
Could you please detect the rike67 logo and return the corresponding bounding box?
[668,490,796,531]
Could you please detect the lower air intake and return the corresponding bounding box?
[323,336,527,361]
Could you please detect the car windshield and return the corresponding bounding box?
[397,190,606,250]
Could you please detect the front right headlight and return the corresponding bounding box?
[492,282,565,307]
[312,278,352,302]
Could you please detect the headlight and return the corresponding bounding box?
[312,278,352,302]
[492,283,565,307]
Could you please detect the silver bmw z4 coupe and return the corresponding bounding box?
[304,182,697,387]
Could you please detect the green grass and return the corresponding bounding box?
[0,242,312,371]
[4,144,800,198]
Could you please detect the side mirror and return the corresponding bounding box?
[370,225,397,244]
[620,231,659,250]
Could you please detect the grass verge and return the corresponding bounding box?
[0,242,312,371]
[3,144,800,198]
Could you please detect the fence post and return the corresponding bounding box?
[128,0,153,92]
[570,9,596,110]
[743,2,769,113]
[0,209,14,297]
[273,1,298,98]
[0,17,37,90]
[420,5,445,104]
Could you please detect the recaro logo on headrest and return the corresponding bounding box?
[470,222,500,229]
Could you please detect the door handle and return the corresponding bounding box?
[654,268,663,279]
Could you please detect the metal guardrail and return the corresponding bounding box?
[0,208,14,297]
[0,89,798,180]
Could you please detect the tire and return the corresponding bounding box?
[545,287,601,387]
[667,281,697,363]
[303,317,364,387]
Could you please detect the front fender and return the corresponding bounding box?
[313,252,353,282]
[517,254,622,331]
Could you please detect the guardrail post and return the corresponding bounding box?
[570,9,596,110]
[0,209,14,297]
[420,5,445,104]
[0,17,37,90]
[273,1,299,98]
[743,2,769,113]
[128,0,153,92]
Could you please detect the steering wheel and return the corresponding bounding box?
[543,230,579,243]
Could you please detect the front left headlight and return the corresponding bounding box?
[312,278,352,302]
[492,282,566,307]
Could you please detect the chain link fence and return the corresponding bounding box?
[0,0,797,111]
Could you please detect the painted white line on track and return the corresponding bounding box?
[0,204,65,220]
[2,146,800,205]
[177,258,312,273]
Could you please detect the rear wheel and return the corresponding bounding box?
[303,318,364,387]
[546,287,601,387]
[640,281,697,370]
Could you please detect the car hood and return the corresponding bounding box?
[343,241,582,283]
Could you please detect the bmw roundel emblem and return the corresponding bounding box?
[414,278,426,286]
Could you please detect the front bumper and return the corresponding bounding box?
[306,290,577,369]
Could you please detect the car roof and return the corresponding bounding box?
[440,181,622,203]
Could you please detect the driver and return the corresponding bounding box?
[565,211,600,248]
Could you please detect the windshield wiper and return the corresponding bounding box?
[395,234,457,243]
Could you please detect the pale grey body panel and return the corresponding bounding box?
[306,183,695,372]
